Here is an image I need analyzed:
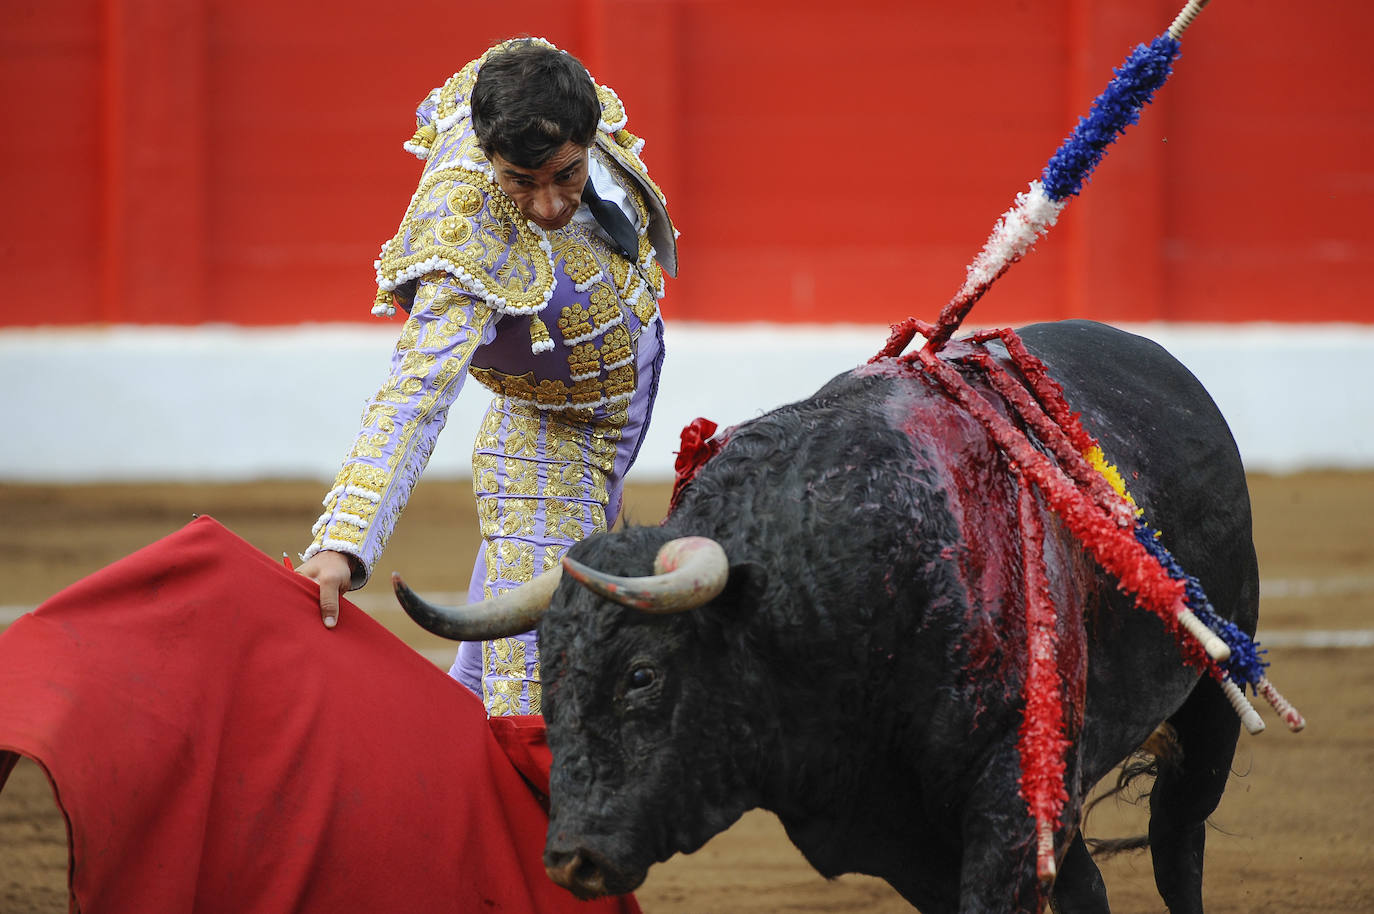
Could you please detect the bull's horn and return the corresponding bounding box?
[392,568,560,641]
[561,536,729,613]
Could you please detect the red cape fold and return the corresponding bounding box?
[0,516,639,914]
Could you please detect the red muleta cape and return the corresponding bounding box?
[0,516,639,914]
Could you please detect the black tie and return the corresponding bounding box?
[582,178,639,260]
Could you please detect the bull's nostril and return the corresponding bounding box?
[574,855,603,889]
[545,850,608,898]
[545,851,577,887]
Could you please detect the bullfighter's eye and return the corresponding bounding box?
[628,665,657,690]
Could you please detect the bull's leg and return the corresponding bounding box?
[955,772,1051,914]
[1147,677,1241,914]
[956,829,1044,913]
[1048,831,1109,914]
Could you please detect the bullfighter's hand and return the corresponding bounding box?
[295,550,352,629]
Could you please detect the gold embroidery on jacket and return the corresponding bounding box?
[448,184,483,217]
[588,287,620,330]
[557,304,594,342]
[560,244,600,287]
[377,169,553,315]
[348,433,389,460]
[600,325,633,366]
[568,342,599,378]
[361,403,398,434]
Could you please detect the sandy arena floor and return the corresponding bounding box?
[1,473,1371,912]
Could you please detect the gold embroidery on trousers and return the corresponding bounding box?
[483,637,527,717]
[503,422,541,459]
[498,540,535,584]
[544,463,587,499]
[542,545,563,573]
[502,458,540,497]
[545,500,589,541]
[528,673,542,715]
[474,410,504,450]
[482,541,500,598]
[475,496,500,539]
[397,317,423,351]
[498,498,538,538]
[472,452,499,492]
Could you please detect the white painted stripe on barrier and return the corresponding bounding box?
[0,605,31,626]
[417,648,458,668]
[1261,575,1374,598]
[1255,629,1374,649]
[3,322,1374,480]
[348,592,468,612]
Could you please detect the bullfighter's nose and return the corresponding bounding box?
[545,849,608,899]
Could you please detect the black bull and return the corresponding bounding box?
[411,320,1259,913]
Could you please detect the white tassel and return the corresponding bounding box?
[1220,676,1266,735]
[1176,607,1231,661]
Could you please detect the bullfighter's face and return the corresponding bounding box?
[490,142,589,231]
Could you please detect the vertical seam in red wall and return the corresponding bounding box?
[100,0,126,324]
[1064,0,1088,322]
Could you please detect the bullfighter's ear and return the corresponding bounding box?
[722,562,769,608]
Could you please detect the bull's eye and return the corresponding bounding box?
[628,665,657,690]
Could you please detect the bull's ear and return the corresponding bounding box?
[722,561,769,608]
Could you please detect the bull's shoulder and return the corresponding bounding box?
[1015,319,1226,411]
[811,366,899,402]
[1015,320,1236,453]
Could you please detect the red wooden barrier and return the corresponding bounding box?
[1,0,1370,327]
